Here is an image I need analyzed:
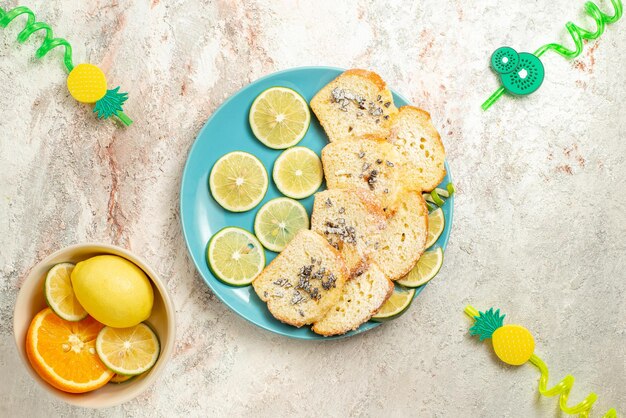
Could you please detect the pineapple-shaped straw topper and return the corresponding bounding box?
[468,307,535,366]
[0,6,132,126]
[67,64,131,125]
[465,305,617,418]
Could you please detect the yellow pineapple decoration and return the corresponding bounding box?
[67,64,132,126]
[467,307,534,365]
[67,64,107,103]
[465,305,617,418]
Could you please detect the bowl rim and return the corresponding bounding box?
[12,242,176,408]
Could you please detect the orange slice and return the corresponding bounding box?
[26,308,114,393]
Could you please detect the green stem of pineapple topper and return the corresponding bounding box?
[115,110,133,126]
[482,0,623,111]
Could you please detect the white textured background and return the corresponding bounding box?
[1,0,624,417]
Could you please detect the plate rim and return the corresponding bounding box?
[179,66,454,340]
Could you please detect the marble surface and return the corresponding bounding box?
[1,0,625,416]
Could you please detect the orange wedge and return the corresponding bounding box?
[26,308,114,393]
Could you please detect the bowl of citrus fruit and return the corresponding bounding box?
[13,243,175,408]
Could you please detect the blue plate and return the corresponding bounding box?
[180,67,454,339]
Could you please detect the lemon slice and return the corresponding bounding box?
[109,374,136,384]
[209,151,268,212]
[44,263,88,321]
[371,286,416,321]
[425,207,445,249]
[273,147,323,199]
[254,198,309,252]
[207,227,265,286]
[249,87,311,149]
[95,323,160,376]
[396,247,444,288]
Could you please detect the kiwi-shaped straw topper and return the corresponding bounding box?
[0,6,132,126]
[491,47,545,98]
[482,0,623,110]
[465,306,617,418]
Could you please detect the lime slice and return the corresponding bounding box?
[109,374,136,384]
[249,87,311,149]
[425,207,445,249]
[254,198,309,252]
[209,151,268,212]
[396,247,444,288]
[371,286,416,321]
[273,147,323,199]
[95,323,160,376]
[44,263,88,321]
[207,227,265,286]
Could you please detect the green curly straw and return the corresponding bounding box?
[0,7,73,71]
[482,0,623,111]
[0,6,132,125]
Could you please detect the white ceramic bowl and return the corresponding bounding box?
[13,243,176,408]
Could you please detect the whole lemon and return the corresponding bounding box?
[71,255,154,328]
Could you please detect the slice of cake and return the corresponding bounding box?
[321,135,404,214]
[310,69,398,142]
[252,230,348,327]
[310,188,386,276]
[388,106,446,192]
[312,262,394,336]
[371,191,429,280]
